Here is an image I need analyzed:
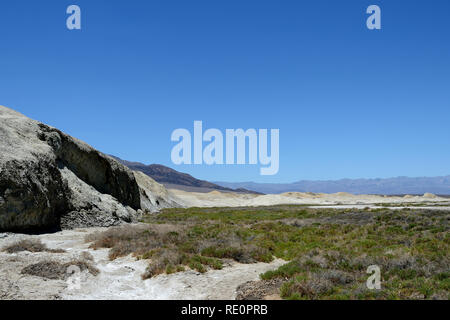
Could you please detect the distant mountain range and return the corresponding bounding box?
[111,156,449,195]
[214,176,450,195]
[111,156,261,194]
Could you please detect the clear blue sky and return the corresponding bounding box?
[1,0,449,183]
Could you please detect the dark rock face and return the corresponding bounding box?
[38,124,141,210]
[0,159,69,232]
[0,106,143,232]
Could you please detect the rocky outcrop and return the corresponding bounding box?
[38,124,141,209]
[133,171,182,213]
[58,166,138,230]
[0,156,69,232]
[0,106,179,232]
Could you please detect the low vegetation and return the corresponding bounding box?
[374,202,450,207]
[21,259,99,280]
[86,206,449,299]
[3,239,65,254]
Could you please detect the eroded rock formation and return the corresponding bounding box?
[0,106,179,232]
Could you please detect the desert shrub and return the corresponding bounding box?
[21,260,99,280]
[190,254,223,270]
[141,251,223,279]
[142,249,184,279]
[3,239,65,254]
[260,260,303,280]
[280,277,335,300]
[235,278,285,300]
[200,245,258,263]
[86,224,185,260]
[317,270,354,285]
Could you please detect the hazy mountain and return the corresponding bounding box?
[215,176,450,195]
[111,155,450,195]
[111,156,261,194]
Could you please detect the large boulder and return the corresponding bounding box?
[0,106,178,232]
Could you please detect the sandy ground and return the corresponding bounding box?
[0,227,285,300]
[170,189,450,209]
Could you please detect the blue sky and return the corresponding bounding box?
[1,0,449,183]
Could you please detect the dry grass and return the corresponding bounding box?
[3,239,65,254]
[236,278,284,300]
[85,224,184,260]
[21,260,99,280]
[85,223,268,279]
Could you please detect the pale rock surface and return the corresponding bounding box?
[133,171,182,213]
